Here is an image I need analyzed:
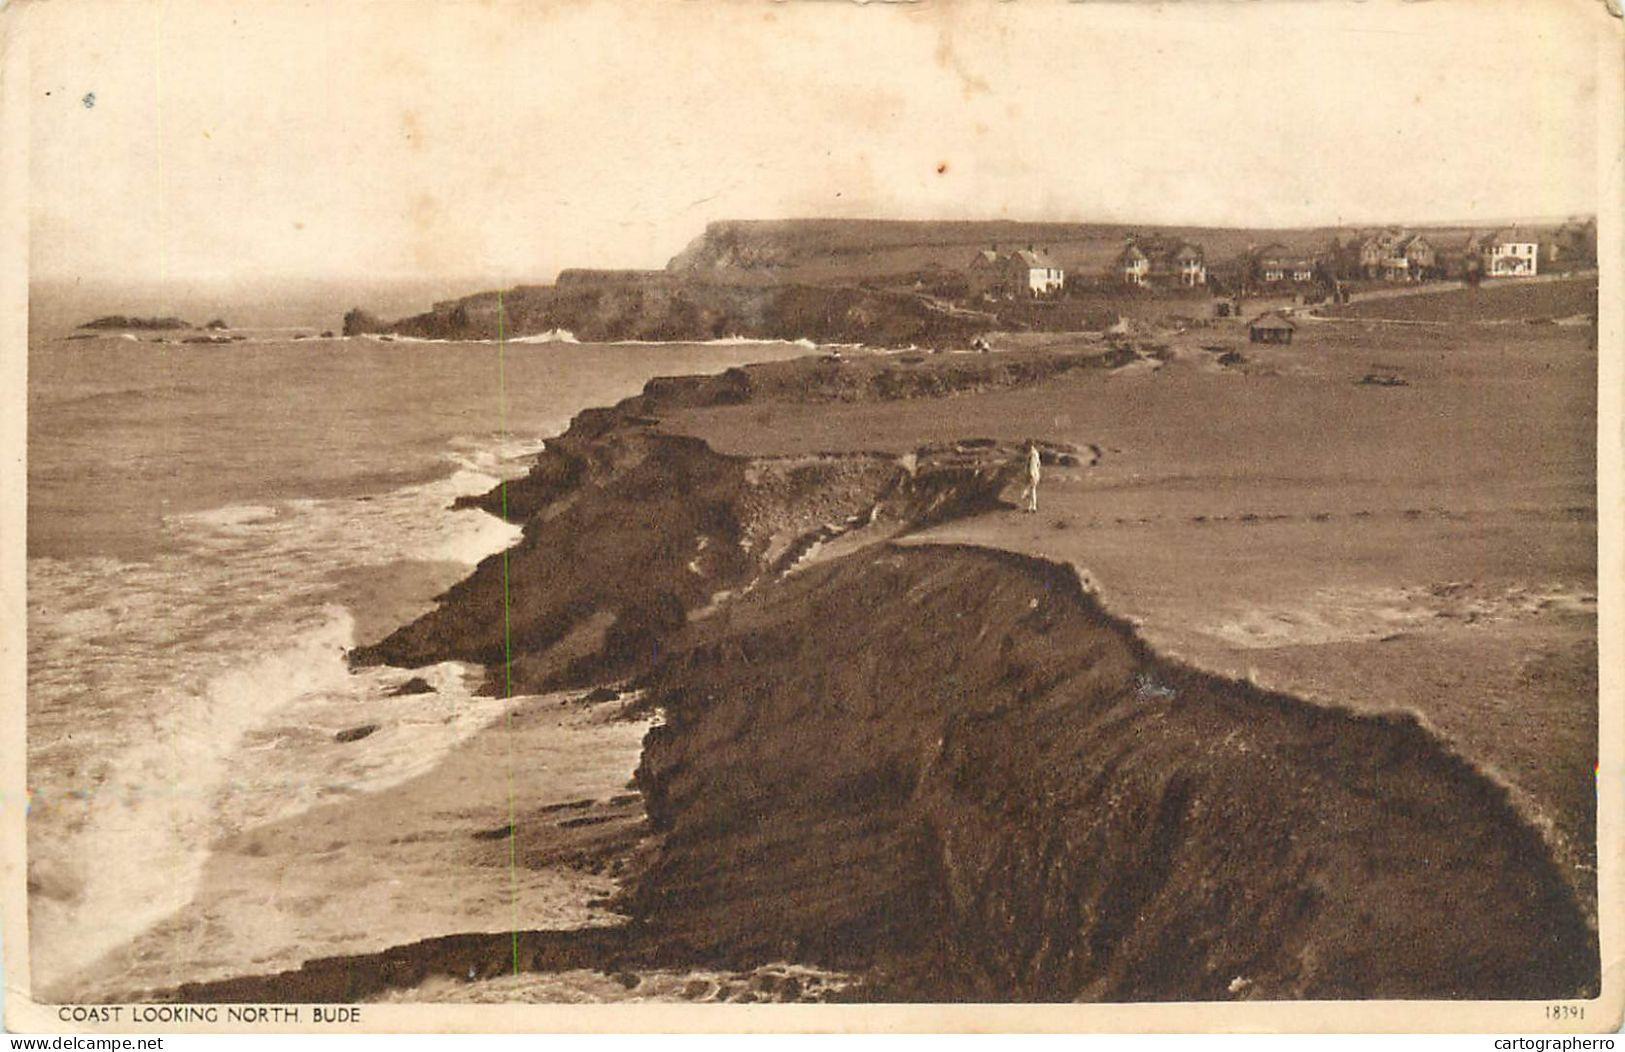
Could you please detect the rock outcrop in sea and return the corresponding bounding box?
[78,315,192,331]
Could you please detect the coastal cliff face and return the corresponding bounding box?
[352,351,1113,692]
[347,346,1594,1003]
[352,279,996,347]
[626,545,1594,1000]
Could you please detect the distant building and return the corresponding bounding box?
[1254,244,1317,284]
[1400,235,1437,275]
[1119,243,1151,286]
[1175,244,1208,286]
[967,248,1005,297]
[1354,229,1436,282]
[967,245,1063,298]
[1005,247,1065,296]
[1359,229,1407,278]
[1248,312,1296,344]
[1116,237,1206,287]
[1480,230,1540,277]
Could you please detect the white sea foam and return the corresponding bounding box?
[26,435,541,998]
[605,336,812,348]
[508,328,579,344]
[29,607,356,995]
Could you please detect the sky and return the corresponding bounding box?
[19,0,1614,288]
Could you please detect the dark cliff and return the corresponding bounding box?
[624,544,1595,1000]
[354,278,996,348]
[351,350,1115,691]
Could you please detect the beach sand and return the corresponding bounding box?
[72,693,651,1001]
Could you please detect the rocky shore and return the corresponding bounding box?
[169,335,1600,1004]
[343,278,1000,347]
[350,349,1119,694]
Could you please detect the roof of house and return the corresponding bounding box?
[1010,248,1060,269]
[1260,255,1316,269]
[970,249,1000,266]
[1249,312,1297,331]
[1119,239,1202,268]
[1480,228,1539,247]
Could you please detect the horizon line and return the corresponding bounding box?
[28,212,1596,290]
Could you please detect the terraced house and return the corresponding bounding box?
[1352,229,1439,281]
[1116,238,1207,287]
[968,245,1065,298]
[1254,243,1317,284]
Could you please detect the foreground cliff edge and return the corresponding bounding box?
[178,345,1595,1003]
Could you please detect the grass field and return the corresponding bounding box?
[1324,276,1597,323]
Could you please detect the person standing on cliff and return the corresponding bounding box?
[1021,439,1042,513]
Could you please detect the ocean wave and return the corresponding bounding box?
[29,607,357,998]
[163,435,534,569]
[27,430,542,998]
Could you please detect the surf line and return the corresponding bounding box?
[498,288,521,976]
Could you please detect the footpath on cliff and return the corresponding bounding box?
[177,298,1599,1003]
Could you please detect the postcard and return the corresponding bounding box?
[2,0,1620,1034]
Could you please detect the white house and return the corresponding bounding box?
[1483,231,1540,277]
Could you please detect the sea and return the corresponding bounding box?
[23,305,811,1000]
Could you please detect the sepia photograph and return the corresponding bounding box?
[2,0,1621,1034]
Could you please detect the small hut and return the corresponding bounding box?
[1248,312,1296,345]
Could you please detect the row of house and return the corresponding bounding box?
[962,222,1589,298]
[1252,228,1548,287]
[963,237,1208,299]
[1351,227,1557,281]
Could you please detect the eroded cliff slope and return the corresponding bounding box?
[625,544,1596,1001]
